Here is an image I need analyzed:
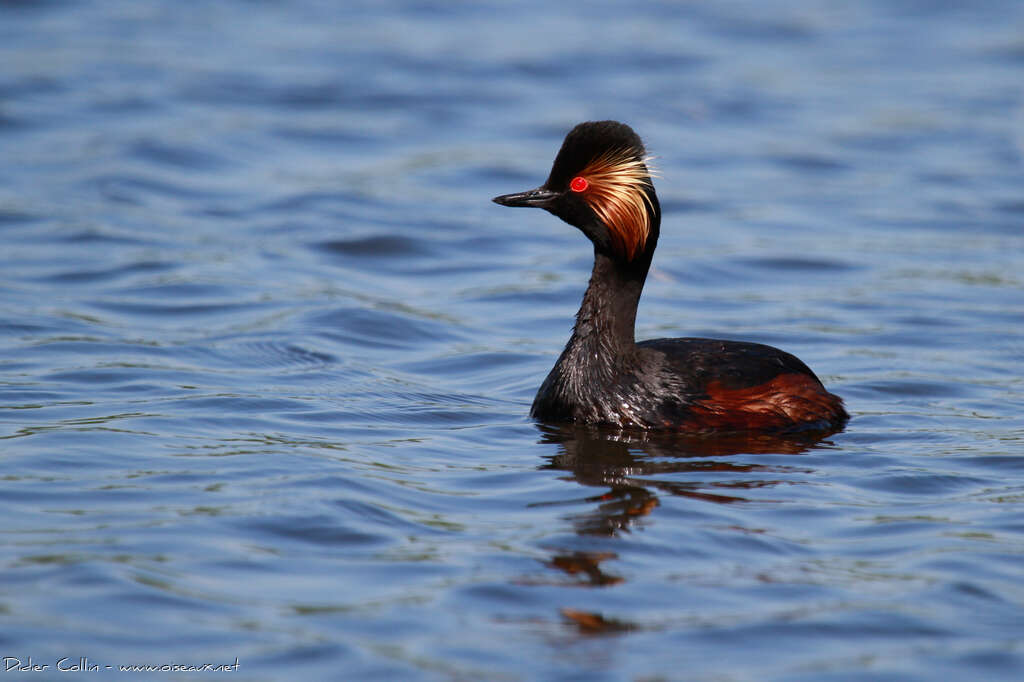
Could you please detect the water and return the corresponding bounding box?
[1,1,1023,679]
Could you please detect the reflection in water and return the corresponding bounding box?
[546,552,623,587]
[536,423,830,534]
[533,423,840,634]
[560,608,636,635]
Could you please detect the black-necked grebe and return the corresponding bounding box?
[493,120,847,433]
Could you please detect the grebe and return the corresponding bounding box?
[493,120,847,433]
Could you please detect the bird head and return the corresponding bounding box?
[493,120,660,264]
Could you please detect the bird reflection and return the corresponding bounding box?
[546,552,623,587]
[535,423,830,537]
[531,423,840,633]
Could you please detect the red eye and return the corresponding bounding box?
[570,176,588,192]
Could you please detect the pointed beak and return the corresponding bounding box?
[492,187,559,208]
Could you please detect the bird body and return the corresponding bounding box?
[494,121,847,433]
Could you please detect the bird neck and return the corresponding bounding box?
[567,250,650,360]
[531,239,657,423]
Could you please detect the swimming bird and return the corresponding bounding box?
[493,120,847,433]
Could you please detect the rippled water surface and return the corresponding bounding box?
[2,1,1023,679]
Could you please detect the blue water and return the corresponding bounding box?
[2,1,1023,679]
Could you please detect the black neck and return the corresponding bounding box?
[531,233,658,421]
[566,250,651,363]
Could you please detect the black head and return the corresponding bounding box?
[493,121,661,264]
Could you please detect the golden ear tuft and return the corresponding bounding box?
[576,150,656,260]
